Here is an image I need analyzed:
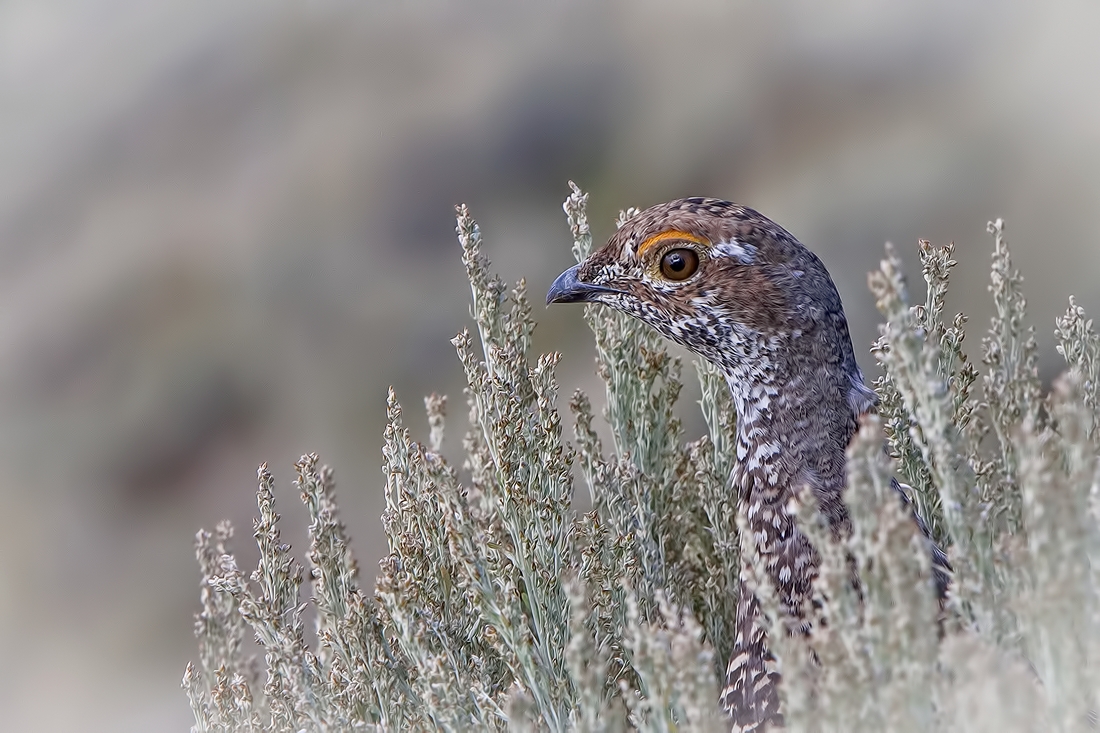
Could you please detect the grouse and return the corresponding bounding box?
[547,198,947,732]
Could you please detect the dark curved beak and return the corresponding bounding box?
[546,264,620,305]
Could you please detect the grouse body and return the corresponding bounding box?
[547,198,945,731]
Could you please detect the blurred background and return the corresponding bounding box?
[1,0,1098,729]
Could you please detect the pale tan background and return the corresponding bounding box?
[1,1,1098,730]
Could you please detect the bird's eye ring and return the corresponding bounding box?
[659,248,699,281]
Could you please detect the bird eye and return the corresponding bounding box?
[659,248,699,281]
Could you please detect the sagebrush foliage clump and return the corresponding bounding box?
[185,186,1100,732]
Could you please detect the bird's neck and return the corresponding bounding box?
[722,339,874,534]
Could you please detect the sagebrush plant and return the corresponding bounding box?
[185,185,1100,732]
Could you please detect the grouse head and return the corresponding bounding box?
[547,197,876,420]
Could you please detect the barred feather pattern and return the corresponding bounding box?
[718,358,865,733]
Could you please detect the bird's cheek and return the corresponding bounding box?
[603,290,646,318]
[601,281,642,304]
[584,287,632,314]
